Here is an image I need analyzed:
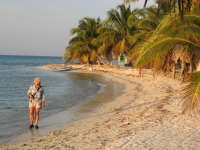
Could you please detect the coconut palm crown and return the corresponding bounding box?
[63,17,103,64]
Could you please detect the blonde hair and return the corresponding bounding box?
[34,77,41,84]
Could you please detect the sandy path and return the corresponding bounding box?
[2,66,200,150]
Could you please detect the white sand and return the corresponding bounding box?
[2,65,200,150]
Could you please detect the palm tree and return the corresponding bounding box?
[63,17,104,65]
[135,14,200,76]
[103,4,138,58]
[133,3,200,113]
[129,6,165,67]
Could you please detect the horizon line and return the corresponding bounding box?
[0,54,62,57]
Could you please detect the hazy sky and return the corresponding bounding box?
[0,0,155,56]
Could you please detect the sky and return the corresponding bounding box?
[0,0,155,56]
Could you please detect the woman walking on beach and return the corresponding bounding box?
[27,77,45,129]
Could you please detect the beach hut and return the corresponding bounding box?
[118,53,128,66]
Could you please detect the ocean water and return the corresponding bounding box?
[0,55,101,144]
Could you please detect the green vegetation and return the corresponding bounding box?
[63,0,200,114]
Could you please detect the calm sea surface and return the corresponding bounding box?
[0,55,101,144]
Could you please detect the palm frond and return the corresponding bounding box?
[183,71,200,114]
[135,37,200,67]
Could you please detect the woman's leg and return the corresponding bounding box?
[29,107,35,125]
[35,107,40,126]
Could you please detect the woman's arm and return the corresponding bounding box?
[27,86,33,99]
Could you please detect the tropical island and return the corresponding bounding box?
[2,0,200,149]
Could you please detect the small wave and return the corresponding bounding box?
[5,106,13,110]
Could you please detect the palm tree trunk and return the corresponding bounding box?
[179,0,184,20]
[169,0,172,15]
[172,63,176,79]
[181,60,186,81]
[189,63,193,73]
[181,0,184,17]
[178,0,181,13]
[144,0,148,8]
[173,0,176,13]
[80,59,83,64]
[178,0,184,20]
[187,0,191,12]
[157,0,161,16]
[139,68,143,78]
[189,59,193,73]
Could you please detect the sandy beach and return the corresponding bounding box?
[2,64,200,150]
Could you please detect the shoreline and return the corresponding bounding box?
[1,68,123,146]
[2,64,200,150]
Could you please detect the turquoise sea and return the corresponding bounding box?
[0,55,102,144]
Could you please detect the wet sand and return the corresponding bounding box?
[2,65,200,150]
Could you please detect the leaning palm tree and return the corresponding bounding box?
[135,12,200,75]
[134,4,200,113]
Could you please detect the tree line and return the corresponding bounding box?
[63,0,200,114]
